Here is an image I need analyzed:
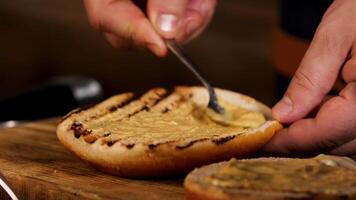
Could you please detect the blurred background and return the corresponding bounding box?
[0,0,278,120]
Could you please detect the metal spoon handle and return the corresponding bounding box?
[166,40,224,113]
[0,175,18,200]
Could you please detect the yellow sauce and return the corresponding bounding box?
[203,158,356,194]
[85,100,266,146]
[206,100,265,127]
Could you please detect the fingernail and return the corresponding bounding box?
[273,95,293,120]
[158,13,178,33]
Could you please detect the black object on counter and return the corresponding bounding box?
[0,76,103,122]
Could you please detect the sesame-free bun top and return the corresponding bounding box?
[57,86,282,178]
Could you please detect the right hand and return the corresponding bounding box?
[263,0,356,156]
[83,0,217,56]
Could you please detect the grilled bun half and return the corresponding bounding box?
[184,155,356,200]
[57,86,282,178]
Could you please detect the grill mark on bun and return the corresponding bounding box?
[103,131,111,137]
[108,93,136,112]
[96,89,194,147]
[70,122,84,138]
[77,88,174,144]
[159,91,193,114]
[70,88,196,146]
[212,135,236,144]
[61,104,94,122]
[126,88,173,118]
[147,141,172,150]
[176,93,192,105]
[148,144,158,149]
[71,88,224,147]
[148,141,174,150]
[126,144,135,149]
[176,138,208,150]
[104,140,134,148]
[107,140,118,147]
[161,107,170,114]
[70,121,94,140]
[64,92,137,123]
[145,88,174,106]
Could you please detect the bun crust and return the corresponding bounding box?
[184,155,356,200]
[57,87,282,177]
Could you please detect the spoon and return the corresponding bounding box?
[165,39,225,114]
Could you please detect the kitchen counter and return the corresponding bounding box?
[0,118,184,200]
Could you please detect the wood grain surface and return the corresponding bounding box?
[0,118,185,200]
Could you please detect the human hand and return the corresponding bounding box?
[263,0,356,156]
[83,0,217,56]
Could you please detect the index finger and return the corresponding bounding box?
[272,6,353,124]
[84,0,167,56]
[263,82,356,155]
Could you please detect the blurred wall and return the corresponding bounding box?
[0,0,277,105]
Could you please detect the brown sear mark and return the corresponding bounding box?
[175,138,208,150]
[161,107,170,113]
[174,92,193,107]
[160,91,192,114]
[107,140,118,147]
[148,144,158,150]
[105,140,134,148]
[70,122,84,138]
[61,104,94,122]
[127,109,142,118]
[212,135,236,145]
[103,131,111,137]
[108,93,136,112]
[126,88,174,119]
[70,121,93,140]
[126,144,135,149]
[148,141,175,150]
[142,105,150,111]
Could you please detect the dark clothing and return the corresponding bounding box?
[276,0,333,99]
[279,0,333,41]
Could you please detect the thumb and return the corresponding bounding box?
[147,0,189,39]
[273,27,351,123]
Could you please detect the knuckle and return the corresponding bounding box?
[314,22,352,56]
[293,67,330,95]
[293,70,318,91]
[314,24,335,48]
[123,24,135,40]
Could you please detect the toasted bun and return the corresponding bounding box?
[184,155,356,200]
[57,86,282,177]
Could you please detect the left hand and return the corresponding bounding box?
[263,0,356,156]
[83,0,217,56]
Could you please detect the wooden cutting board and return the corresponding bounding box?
[0,118,185,200]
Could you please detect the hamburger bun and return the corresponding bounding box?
[57,86,282,177]
[184,155,356,200]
